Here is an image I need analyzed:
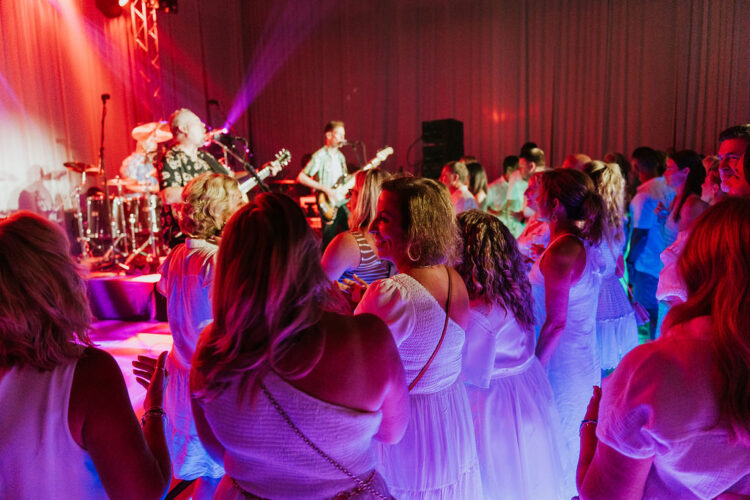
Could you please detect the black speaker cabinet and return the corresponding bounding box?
[421,119,464,179]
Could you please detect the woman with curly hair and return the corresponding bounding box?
[456,210,566,499]
[355,177,482,499]
[191,193,408,499]
[584,161,639,375]
[577,197,750,499]
[156,173,246,498]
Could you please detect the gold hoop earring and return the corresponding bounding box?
[407,244,421,263]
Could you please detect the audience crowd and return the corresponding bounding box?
[2,123,750,499]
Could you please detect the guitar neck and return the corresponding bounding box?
[239,166,272,194]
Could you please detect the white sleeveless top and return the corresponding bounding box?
[355,273,465,394]
[0,360,107,499]
[201,371,385,499]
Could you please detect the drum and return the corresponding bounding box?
[85,194,112,241]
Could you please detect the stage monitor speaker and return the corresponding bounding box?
[421,119,464,179]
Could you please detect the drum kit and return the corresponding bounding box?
[65,121,170,271]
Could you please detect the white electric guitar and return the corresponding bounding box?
[239,149,291,194]
[316,146,393,222]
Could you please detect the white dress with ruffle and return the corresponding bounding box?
[356,273,482,500]
[594,238,639,371]
[462,305,567,499]
[528,235,603,495]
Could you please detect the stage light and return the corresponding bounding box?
[118,0,130,6]
[95,0,124,18]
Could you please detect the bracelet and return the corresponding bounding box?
[140,406,166,427]
[579,418,598,435]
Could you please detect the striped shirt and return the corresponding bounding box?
[341,231,393,284]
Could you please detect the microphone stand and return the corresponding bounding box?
[210,139,270,192]
[98,93,116,261]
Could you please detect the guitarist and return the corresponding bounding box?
[158,108,232,249]
[296,120,350,248]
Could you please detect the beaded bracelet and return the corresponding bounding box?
[140,406,166,427]
[579,418,598,435]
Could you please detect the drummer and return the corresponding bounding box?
[119,121,172,195]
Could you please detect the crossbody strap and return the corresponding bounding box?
[260,383,389,500]
[408,265,452,392]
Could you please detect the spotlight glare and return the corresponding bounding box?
[118,0,129,6]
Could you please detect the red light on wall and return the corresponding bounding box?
[95,0,125,18]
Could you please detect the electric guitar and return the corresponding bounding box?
[316,146,393,222]
[239,149,291,194]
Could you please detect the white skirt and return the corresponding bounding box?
[376,379,482,499]
[164,353,225,480]
[596,275,640,371]
[466,359,567,500]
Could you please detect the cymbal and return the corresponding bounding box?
[132,121,172,143]
[64,161,99,174]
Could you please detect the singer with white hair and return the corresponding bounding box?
[158,108,232,248]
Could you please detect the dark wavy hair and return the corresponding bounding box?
[665,197,750,439]
[538,169,606,244]
[670,150,705,223]
[456,210,535,332]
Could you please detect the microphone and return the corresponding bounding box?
[339,140,359,147]
[205,128,228,141]
[207,99,219,106]
[101,93,110,102]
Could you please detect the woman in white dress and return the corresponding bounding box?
[157,173,245,498]
[583,161,639,376]
[191,193,409,499]
[355,177,482,499]
[456,210,566,500]
[527,169,606,496]
[577,197,750,499]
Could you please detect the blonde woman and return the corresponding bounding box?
[355,177,482,499]
[0,212,170,498]
[156,173,246,499]
[321,168,393,285]
[191,193,408,499]
[584,161,639,375]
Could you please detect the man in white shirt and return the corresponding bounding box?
[626,146,675,339]
[502,147,545,237]
[439,161,479,214]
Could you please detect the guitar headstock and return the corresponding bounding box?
[274,148,291,167]
[377,146,394,162]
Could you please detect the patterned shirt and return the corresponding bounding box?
[158,147,228,248]
[303,146,347,188]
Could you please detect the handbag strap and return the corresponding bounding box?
[260,382,389,500]
[408,265,452,392]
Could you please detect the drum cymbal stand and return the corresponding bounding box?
[71,186,92,259]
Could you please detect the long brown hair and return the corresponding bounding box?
[665,197,750,438]
[192,193,330,400]
[538,169,606,244]
[0,212,93,369]
[379,176,461,266]
[456,210,535,332]
[348,168,389,231]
